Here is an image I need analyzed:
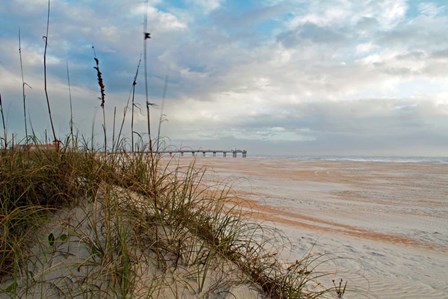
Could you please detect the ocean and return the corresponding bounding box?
[249,154,448,164]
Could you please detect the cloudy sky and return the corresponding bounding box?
[1,0,447,156]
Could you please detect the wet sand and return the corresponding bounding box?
[179,157,448,299]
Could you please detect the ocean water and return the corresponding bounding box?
[250,154,448,164]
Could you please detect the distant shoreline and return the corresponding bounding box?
[232,154,448,164]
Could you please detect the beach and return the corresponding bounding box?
[180,157,448,299]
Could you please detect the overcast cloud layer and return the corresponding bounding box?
[1,0,447,156]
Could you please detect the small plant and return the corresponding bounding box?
[333,278,347,299]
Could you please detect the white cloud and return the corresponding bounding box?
[356,42,377,55]
[0,65,22,91]
[186,0,223,13]
[286,0,407,30]
[270,46,293,66]
[233,127,316,142]
[131,5,187,31]
[147,7,186,31]
[378,0,407,29]
[99,26,120,43]
[13,0,48,6]
[419,2,444,17]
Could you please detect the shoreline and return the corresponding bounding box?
[245,154,448,163]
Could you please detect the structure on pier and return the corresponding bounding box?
[157,149,247,158]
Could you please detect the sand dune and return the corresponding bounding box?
[182,157,448,299]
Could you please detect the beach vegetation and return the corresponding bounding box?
[0,139,344,298]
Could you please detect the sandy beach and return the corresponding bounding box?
[179,157,448,299]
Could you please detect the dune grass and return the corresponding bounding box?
[0,138,343,298]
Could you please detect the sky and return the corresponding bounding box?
[0,0,447,156]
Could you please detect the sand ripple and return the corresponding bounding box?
[184,157,448,299]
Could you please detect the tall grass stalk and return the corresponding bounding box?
[90,110,97,151]
[112,106,116,152]
[156,74,168,152]
[42,0,57,142]
[131,59,141,153]
[143,0,153,153]
[115,57,141,152]
[0,92,6,149]
[18,28,29,140]
[66,61,74,146]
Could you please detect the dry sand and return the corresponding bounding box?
[1,188,262,299]
[180,157,448,299]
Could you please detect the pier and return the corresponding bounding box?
[157,149,247,158]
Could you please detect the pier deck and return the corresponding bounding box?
[157,149,247,158]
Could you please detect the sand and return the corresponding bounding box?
[0,189,262,299]
[181,157,448,299]
[0,180,263,299]
[3,156,446,298]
